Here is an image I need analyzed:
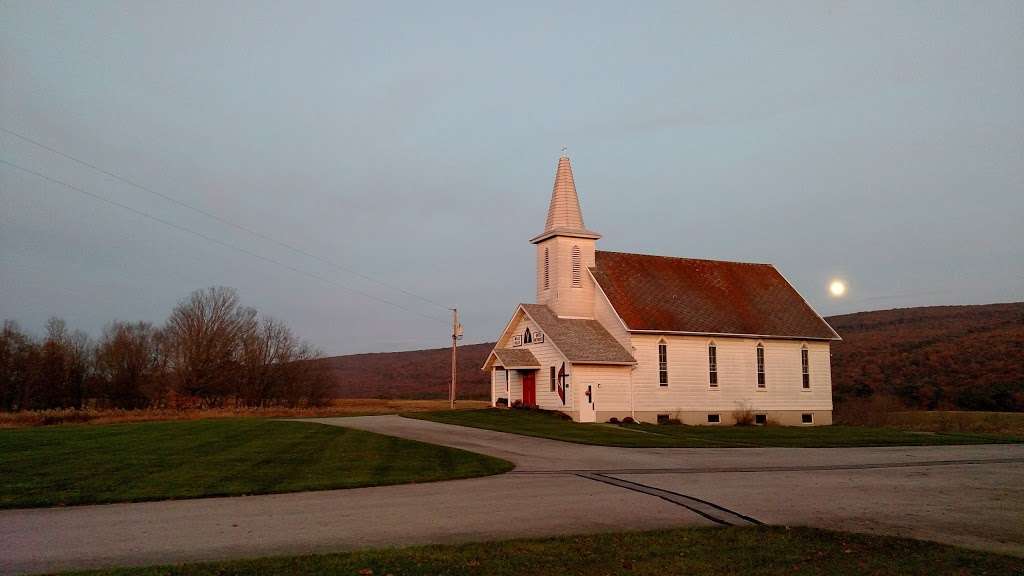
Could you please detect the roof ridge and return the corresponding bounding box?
[595,249,774,267]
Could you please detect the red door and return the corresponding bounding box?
[522,372,536,406]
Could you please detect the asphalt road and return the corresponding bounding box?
[1,415,1021,575]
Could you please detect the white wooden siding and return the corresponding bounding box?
[628,334,833,413]
[572,364,632,415]
[492,368,507,404]
[536,236,596,318]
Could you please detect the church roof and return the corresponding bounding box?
[520,304,635,364]
[490,348,541,369]
[590,251,840,340]
[530,155,601,244]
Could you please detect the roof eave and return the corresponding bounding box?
[626,328,841,341]
[529,229,602,244]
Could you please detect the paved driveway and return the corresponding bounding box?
[1,415,1022,575]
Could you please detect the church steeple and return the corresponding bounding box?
[532,154,599,319]
[530,154,600,244]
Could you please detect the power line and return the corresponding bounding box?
[0,158,449,325]
[0,126,451,312]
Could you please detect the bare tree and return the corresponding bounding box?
[239,317,327,407]
[0,320,37,411]
[94,321,165,409]
[163,287,257,407]
[35,318,92,409]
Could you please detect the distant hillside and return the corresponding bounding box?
[319,342,493,400]
[828,302,1024,411]
[321,303,1024,410]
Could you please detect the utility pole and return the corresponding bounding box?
[450,308,462,409]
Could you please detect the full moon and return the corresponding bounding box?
[829,279,847,297]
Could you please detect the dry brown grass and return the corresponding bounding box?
[0,399,490,429]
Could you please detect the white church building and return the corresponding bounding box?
[484,155,841,425]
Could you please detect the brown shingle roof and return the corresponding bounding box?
[490,348,541,369]
[521,304,635,364]
[590,251,839,340]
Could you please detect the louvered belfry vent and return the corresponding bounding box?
[571,245,582,287]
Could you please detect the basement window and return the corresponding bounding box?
[657,414,670,424]
[755,414,767,425]
[801,413,813,424]
[707,414,721,424]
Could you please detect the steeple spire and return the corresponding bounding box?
[530,154,601,244]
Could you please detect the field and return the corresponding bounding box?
[409,409,1024,448]
[63,526,1023,576]
[0,399,489,428]
[0,418,511,509]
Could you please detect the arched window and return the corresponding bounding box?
[543,248,550,289]
[756,343,766,388]
[523,327,532,344]
[708,341,718,388]
[658,339,668,386]
[801,344,810,389]
[571,245,582,287]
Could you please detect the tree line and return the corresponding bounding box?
[828,303,1024,412]
[0,287,330,411]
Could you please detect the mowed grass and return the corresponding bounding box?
[888,410,1024,435]
[0,419,512,509]
[409,409,1024,447]
[64,526,1023,576]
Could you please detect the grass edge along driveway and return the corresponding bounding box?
[0,418,513,509]
[407,408,1024,448]
[61,525,1023,576]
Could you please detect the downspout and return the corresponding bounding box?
[629,344,637,421]
[629,363,636,421]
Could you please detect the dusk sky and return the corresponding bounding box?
[2,1,1022,355]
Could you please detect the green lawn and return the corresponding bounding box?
[409,409,1024,447]
[64,526,1023,576]
[0,419,512,509]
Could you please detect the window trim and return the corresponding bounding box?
[707,413,721,424]
[707,340,718,388]
[755,342,766,389]
[523,327,532,344]
[658,339,668,386]
[801,344,810,390]
[801,413,814,425]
